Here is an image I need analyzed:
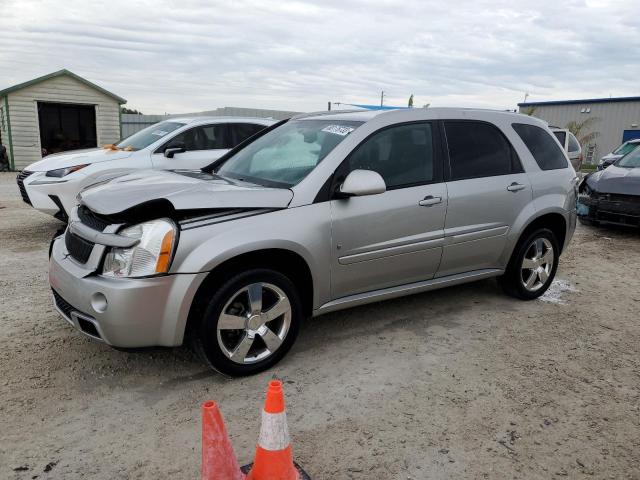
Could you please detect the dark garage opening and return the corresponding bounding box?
[37,102,97,156]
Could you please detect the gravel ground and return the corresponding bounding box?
[1,171,639,479]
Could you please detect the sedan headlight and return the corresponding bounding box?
[102,219,177,278]
[46,164,89,177]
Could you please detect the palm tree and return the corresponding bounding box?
[565,117,600,146]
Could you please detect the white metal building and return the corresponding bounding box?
[0,69,126,170]
[518,96,640,164]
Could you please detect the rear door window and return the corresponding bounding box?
[444,121,522,180]
[512,123,568,170]
[230,123,267,146]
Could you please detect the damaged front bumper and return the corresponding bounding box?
[577,192,640,227]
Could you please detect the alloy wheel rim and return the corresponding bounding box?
[520,237,554,292]
[216,282,292,365]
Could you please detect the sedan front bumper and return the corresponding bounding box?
[577,193,640,227]
[49,236,207,347]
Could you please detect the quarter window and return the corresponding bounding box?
[444,121,522,180]
[553,131,566,148]
[512,123,568,170]
[567,133,580,153]
[346,123,435,189]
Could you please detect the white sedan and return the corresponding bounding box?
[16,116,275,220]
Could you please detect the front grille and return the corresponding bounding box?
[65,229,94,263]
[16,170,34,205]
[596,211,640,227]
[78,206,110,231]
[52,289,74,320]
[604,193,640,205]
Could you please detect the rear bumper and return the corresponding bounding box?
[49,236,207,347]
[577,194,640,227]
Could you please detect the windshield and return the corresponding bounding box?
[116,121,185,151]
[612,141,639,156]
[616,148,640,168]
[216,119,363,187]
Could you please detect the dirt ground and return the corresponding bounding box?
[1,171,639,480]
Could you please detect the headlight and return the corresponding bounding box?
[578,180,593,196]
[46,164,89,177]
[102,219,177,278]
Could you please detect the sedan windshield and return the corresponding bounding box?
[216,119,363,187]
[116,121,185,151]
[612,142,639,156]
[616,149,640,168]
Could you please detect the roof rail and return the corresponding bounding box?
[291,109,368,120]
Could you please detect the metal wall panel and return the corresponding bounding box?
[519,101,640,163]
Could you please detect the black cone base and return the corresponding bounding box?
[241,461,311,479]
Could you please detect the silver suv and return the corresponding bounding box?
[49,109,577,376]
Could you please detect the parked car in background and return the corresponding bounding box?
[16,117,274,221]
[49,108,577,375]
[578,148,640,227]
[598,138,640,170]
[550,127,583,170]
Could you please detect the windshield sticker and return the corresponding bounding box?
[322,125,355,136]
[151,130,168,136]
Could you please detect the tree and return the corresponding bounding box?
[408,94,414,108]
[121,107,143,115]
[565,117,601,146]
[522,106,537,116]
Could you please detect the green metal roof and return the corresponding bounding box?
[0,69,127,104]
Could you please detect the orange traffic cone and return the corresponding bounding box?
[201,400,246,480]
[243,380,310,480]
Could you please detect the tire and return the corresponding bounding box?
[191,268,302,376]
[499,228,559,300]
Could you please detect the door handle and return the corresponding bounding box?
[507,182,526,192]
[419,195,442,207]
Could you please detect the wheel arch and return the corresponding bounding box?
[184,248,314,341]
[520,211,568,254]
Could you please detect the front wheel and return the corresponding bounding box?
[499,228,559,300]
[192,269,302,376]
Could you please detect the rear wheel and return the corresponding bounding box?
[192,268,302,376]
[500,228,559,300]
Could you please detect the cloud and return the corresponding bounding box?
[1,0,638,113]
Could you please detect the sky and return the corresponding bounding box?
[1,0,638,114]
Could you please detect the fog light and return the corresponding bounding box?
[91,292,108,313]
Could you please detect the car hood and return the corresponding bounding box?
[586,164,640,195]
[600,153,622,164]
[25,148,135,172]
[78,169,294,216]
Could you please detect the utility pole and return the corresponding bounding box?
[328,101,331,111]
[380,90,385,107]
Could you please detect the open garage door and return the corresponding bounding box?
[37,102,97,156]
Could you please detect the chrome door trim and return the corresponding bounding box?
[338,237,444,265]
[314,268,503,316]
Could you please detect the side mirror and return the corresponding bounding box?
[339,169,386,197]
[164,142,186,158]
